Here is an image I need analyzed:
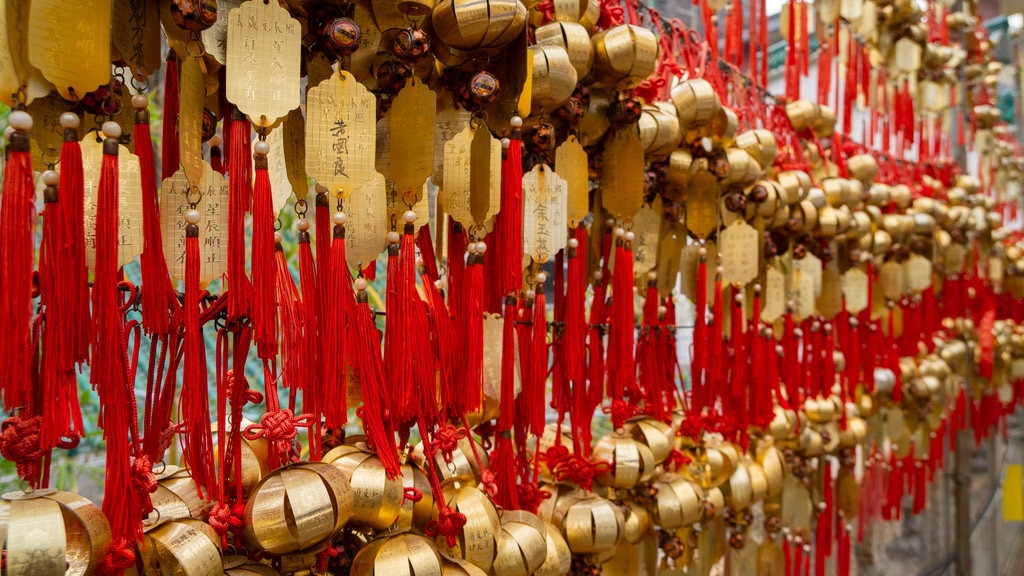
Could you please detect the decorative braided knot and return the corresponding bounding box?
[226,370,263,408]
[208,501,246,548]
[604,399,638,430]
[665,448,692,472]
[98,540,136,576]
[553,456,610,492]
[244,409,314,443]
[426,424,466,462]
[425,507,467,548]
[403,487,423,503]
[517,484,551,514]
[0,415,44,484]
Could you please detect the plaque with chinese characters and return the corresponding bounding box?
[842,267,869,314]
[631,202,661,275]
[442,123,501,229]
[225,0,301,126]
[388,79,436,196]
[685,170,719,239]
[81,136,143,270]
[879,260,904,301]
[904,254,933,293]
[28,0,112,100]
[719,219,759,286]
[26,93,79,172]
[555,135,588,228]
[0,0,19,106]
[762,265,785,322]
[160,163,230,287]
[789,264,816,321]
[283,107,307,203]
[112,0,160,80]
[306,71,376,199]
[656,220,686,296]
[179,54,206,188]
[432,107,473,189]
[522,164,568,263]
[817,266,843,319]
[345,171,388,268]
[601,126,644,220]
[202,0,242,65]
[6,0,53,105]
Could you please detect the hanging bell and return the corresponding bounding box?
[140,519,221,575]
[146,464,214,530]
[398,459,435,532]
[591,24,660,88]
[671,79,721,133]
[0,490,111,576]
[350,532,445,575]
[432,0,527,54]
[535,21,594,79]
[649,473,705,530]
[323,443,406,531]
[622,416,674,465]
[591,431,659,489]
[433,483,501,572]
[492,510,550,576]
[530,45,579,113]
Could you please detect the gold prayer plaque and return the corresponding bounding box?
[180,55,206,188]
[442,123,501,229]
[225,0,301,125]
[28,0,112,100]
[762,265,785,322]
[81,136,144,271]
[161,163,230,287]
[306,71,376,199]
[283,106,308,203]
[555,135,589,228]
[879,261,904,301]
[685,170,719,239]
[522,164,568,263]
[26,92,79,173]
[904,254,933,294]
[601,126,644,220]
[345,171,388,268]
[842,267,869,314]
[0,0,19,106]
[631,202,661,275]
[817,266,843,319]
[719,220,759,286]
[388,79,436,195]
[432,106,473,189]
[202,0,243,66]
[112,0,160,80]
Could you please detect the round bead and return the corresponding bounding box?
[59,112,80,129]
[274,231,283,243]
[735,293,744,303]
[436,278,447,291]
[297,218,310,232]
[594,270,603,281]
[701,137,713,153]
[253,140,271,156]
[525,289,535,300]
[501,137,510,149]
[333,211,348,226]
[535,272,547,284]
[625,231,635,242]
[613,228,625,238]
[185,209,201,224]
[209,134,221,147]
[387,231,401,244]
[355,278,368,291]
[475,241,486,254]
[403,210,416,223]
[466,243,477,255]
[658,305,668,316]
[101,121,121,139]
[698,247,707,257]
[568,238,579,248]
[647,270,657,281]
[132,93,149,109]
[41,170,59,186]
[753,283,762,292]
[510,116,523,128]
[716,266,724,275]
[605,218,615,227]
[9,110,32,131]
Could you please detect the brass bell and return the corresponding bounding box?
[591,24,660,88]
[846,154,879,184]
[721,462,754,511]
[141,519,221,575]
[433,484,501,571]
[592,431,658,489]
[492,510,550,576]
[323,444,405,531]
[351,532,445,575]
[622,416,674,465]
[535,521,572,576]
[671,79,721,131]
[145,465,213,530]
[432,0,527,54]
[398,459,435,533]
[411,431,489,487]
[535,21,594,79]
[734,129,778,170]
[650,474,704,529]
[529,45,579,112]
[638,103,682,160]
[0,490,111,576]
[785,100,821,132]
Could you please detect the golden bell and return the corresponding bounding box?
[813,105,837,137]
[719,147,762,187]
[535,21,594,79]
[768,406,798,439]
[411,431,489,487]
[530,45,580,113]
[577,88,612,146]
[535,521,572,576]
[243,462,354,556]
[671,79,721,130]
[755,444,785,498]
[145,464,213,530]
[323,444,405,531]
[620,500,653,544]
[209,419,269,496]
[432,0,527,54]
[398,460,435,533]
[846,154,879,183]
[492,510,549,576]
[786,100,820,131]
[720,462,754,510]
[222,555,280,575]
[676,442,736,490]
[350,532,444,575]
[590,24,659,88]
[548,0,600,29]
[0,489,111,576]
[433,484,500,571]
[666,147,698,189]
[553,492,625,555]
[891,184,913,209]
[777,170,811,205]
[442,555,490,575]
[623,416,674,465]
[709,106,739,147]
[650,474,704,529]
[592,431,658,489]
[866,183,892,206]
[398,0,435,16]
[746,461,769,503]
[734,129,778,169]
[536,482,581,526]
[141,518,221,576]
[638,103,682,160]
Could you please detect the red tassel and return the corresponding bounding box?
[459,245,485,414]
[710,272,725,409]
[385,221,420,437]
[417,224,440,281]
[730,288,747,431]
[564,229,586,387]
[837,522,851,576]
[182,215,216,497]
[517,279,547,437]
[92,133,144,551]
[135,97,175,336]
[495,127,524,304]
[162,51,180,179]
[637,282,661,418]
[422,264,456,420]
[692,249,708,412]
[607,236,635,402]
[251,139,278,360]
[323,213,350,431]
[297,226,322,458]
[492,296,521,510]
[447,220,466,314]
[352,284,401,477]
[0,120,35,412]
[227,112,252,321]
[59,123,91,366]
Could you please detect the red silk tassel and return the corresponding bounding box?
[251,141,278,360]
[210,139,223,174]
[324,220,349,431]
[564,229,586,387]
[227,113,252,321]
[182,218,216,497]
[731,289,747,432]
[494,126,524,307]
[607,238,635,401]
[297,229,322,458]
[709,272,725,409]
[417,225,439,280]
[493,296,521,510]
[637,283,660,417]
[352,287,401,477]
[913,460,927,514]
[275,240,303,412]
[815,463,834,575]
[0,125,35,412]
[837,522,851,576]
[422,267,456,420]
[461,247,486,414]
[59,125,91,366]
[92,134,144,556]
[530,286,548,436]
[692,250,708,413]
[783,313,800,406]
[515,296,534,451]
[384,231,414,435]
[162,51,180,179]
[447,220,466,314]
[136,99,174,337]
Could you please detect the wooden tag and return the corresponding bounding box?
[283,106,307,202]
[225,0,301,126]
[28,0,112,100]
[842,267,869,314]
[305,71,376,198]
[179,54,206,188]
[442,123,501,229]
[432,107,473,189]
[817,266,843,319]
[879,261,904,301]
[26,92,80,172]
[345,171,387,268]
[388,78,436,195]
[656,220,686,296]
[631,201,661,275]
[112,0,160,79]
[685,170,719,239]
[202,0,242,65]
[904,254,933,293]
[719,219,759,286]
[555,135,589,228]
[81,136,143,270]
[522,165,568,262]
[160,163,230,287]
[762,265,786,323]
[601,127,644,220]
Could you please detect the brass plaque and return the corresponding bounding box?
[842,267,869,314]
[522,164,568,263]
[656,220,686,296]
[112,0,160,79]
[685,170,719,239]
[179,54,206,188]
[432,106,473,189]
[202,0,242,65]
[0,0,19,105]
[904,254,933,293]
[719,219,759,286]
[6,0,53,104]
[762,265,785,322]
[817,266,843,319]
[161,163,230,287]
[442,123,501,229]
[28,0,112,100]
[26,91,79,172]
[789,264,816,321]
[388,78,436,195]
[305,71,376,198]
[81,136,144,270]
[282,106,308,204]
[345,171,387,268]
[879,260,904,301]
[555,135,589,228]
[601,126,644,220]
[225,0,301,125]
[631,201,661,275]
